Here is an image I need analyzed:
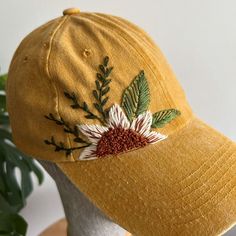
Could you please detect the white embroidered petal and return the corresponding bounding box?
[77,124,108,143]
[145,131,167,144]
[108,104,130,129]
[78,145,97,160]
[131,111,152,136]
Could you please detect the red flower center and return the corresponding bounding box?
[96,126,148,158]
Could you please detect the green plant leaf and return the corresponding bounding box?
[0,74,7,91]
[0,194,17,213]
[0,128,12,140]
[151,109,181,128]
[0,73,42,236]
[0,94,6,114]
[4,161,24,211]
[0,212,27,236]
[121,70,150,121]
[0,159,5,193]
[21,157,44,185]
[0,127,44,214]
[4,144,39,200]
[0,144,25,211]
[0,113,9,125]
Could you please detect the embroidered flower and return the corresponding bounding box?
[77,104,166,160]
[44,56,181,160]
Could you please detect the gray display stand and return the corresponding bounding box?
[39,160,127,236]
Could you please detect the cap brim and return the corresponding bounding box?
[57,116,236,235]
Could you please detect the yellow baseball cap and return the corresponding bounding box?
[6,8,236,235]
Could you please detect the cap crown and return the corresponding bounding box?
[6,12,192,162]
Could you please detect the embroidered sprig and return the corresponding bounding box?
[63,56,113,126]
[44,113,91,156]
[64,91,105,125]
[44,136,90,157]
[93,56,113,122]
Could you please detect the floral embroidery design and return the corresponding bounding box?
[78,104,166,160]
[44,56,181,160]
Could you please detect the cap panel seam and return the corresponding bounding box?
[45,15,75,162]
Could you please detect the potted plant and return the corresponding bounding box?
[0,74,44,236]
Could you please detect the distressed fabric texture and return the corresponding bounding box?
[6,10,236,236]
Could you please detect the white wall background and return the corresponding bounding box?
[1,1,236,235]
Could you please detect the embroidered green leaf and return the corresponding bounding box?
[96,73,105,82]
[99,65,106,74]
[83,102,89,112]
[73,137,88,143]
[101,87,110,95]
[94,103,103,113]
[85,114,97,119]
[104,56,109,67]
[93,90,99,100]
[151,109,181,128]
[105,67,113,77]
[101,97,109,106]
[95,80,101,90]
[103,79,111,87]
[121,70,150,121]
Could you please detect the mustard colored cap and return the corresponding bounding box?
[6,8,236,235]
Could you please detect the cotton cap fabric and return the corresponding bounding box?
[6,9,236,235]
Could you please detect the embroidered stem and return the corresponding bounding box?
[93,56,113,123]
[44,136,91,157]
[64,92,106,125]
